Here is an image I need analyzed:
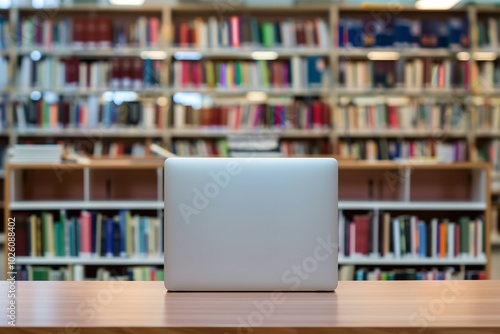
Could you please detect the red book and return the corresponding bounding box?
[97,18,113,48]
[17,220,28,256]
[149,17,160,47]
[132,58,143,87]
[181,61,189,87]
[179,22,189,47]
[230,16,240,47]
[478,272,486,280]
[388,104,399,129]
[295,22,306,46]
[193,62,201,87]
[80,211,92,256]
[110,58,121,88]
[312,101,322,129]
[313,19,319,46]
[73,18,85,47]
[354,215,370,255]
[86,17,97,47]
[322,104,330,127]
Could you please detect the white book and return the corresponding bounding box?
[15,102,26,130]
[73,265,85,281]
[414,58,424,89]
[199,20,208,49]
[222,21,229,47]
[93,141,103,158]
[143,102,156,129]
[133,216,140,257]
[349,223,356,256]
[174,104,186,129]
[208,17,219,48]
[404,62,413,88]
[431,218,438,258]
[19,57,31,88]
[281,21,292,48]
[444,59,451,89]
[90,63,99,90]
[79,62,87,89]
[448,223,455,258]
[87,95,99,129]
[392,219,401,258]
[469,221,475,257]
[291,57,301,89]
[490,17,498,48]
[316,19,329,48]
[476,218,483,257]
[138,16,148,48]
[410,216,417,257]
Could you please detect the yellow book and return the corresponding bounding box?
[226,62,234,88]
[30,215,37,257]
[206,61,215,88]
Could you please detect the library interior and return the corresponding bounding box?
[1,0,500,333]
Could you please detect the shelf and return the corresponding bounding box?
[336,88,469,97]
[338,201,486,211]
[336,129,467,138]
[338,48,460,58]
[9,201,164,211]
[171,128,331,138]
[15,256,164,266]
[338,255,487,265]
[17,46,167,57]
[12,87,167,96]
[16,128,165,138]
[172,87,330,96]
[171,47,331,57]
[8,200,485,211]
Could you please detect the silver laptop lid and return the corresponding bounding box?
[164,157,338,291]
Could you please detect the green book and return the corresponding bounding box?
[206,61,215,88]
[156,269,165,281]
[217,139,228,157]
[459,217,470,254]
[32,267,50,281]
[143,268,149,281]
[235,61,242,86]
[258,61,269,87]
[41,213,49,256]
[54,221,63,257]
[261,22,274,47]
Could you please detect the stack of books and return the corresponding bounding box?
[280,139,331,156]
[477,16,500,48]
[227,134,281,157]
[346,267,486,280]
[172,139,229,157]
[7,144,63,164]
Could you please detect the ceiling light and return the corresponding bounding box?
[456,52,470,61]
[415,0,460,10]
[140,51,167,60]
[251,51,279,60]
[246,92,268,102]
[473,51,497,61]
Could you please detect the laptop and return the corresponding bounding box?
[164,157,338,291]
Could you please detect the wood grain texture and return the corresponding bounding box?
[0,281,499,334]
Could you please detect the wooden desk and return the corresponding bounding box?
[1,281,499,334]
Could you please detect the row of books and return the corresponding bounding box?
[336,139,468,162]
[338,18,468,48]
[0,15,8,49]
[335,99,466,131]
[16,211,163,258]
[172,138,331,157]
[280,139,331,157]
[14,98,166,130]
[474,99,500,131]
[340,267,486,281]
[172,57,327,89]
[339,212,484,259]
[18,138,155,158]
[174,16,329,48]
[477,17,500,48]
[18,57,163,89]
[15,265,164,281]
[339,59,470,89]
[476,140,500,173]
[476,61,500,90]
[173,100,330,130]
[0,57,7,89]
[19,16,161,48]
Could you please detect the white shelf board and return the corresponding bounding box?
[171,47,331,57]
[336,130,467,138]
[9,201,164,211]
[172,87,329,96]
[338,201,486,211]
[16,128,165,138]
[15,256,164,266]
[9,200,485,211]
[14,255,486,266]
[171,128,331,138]
[337,48,458,58]
[13,87,167,96]
[16,46,166,57]
[338,255,487,265]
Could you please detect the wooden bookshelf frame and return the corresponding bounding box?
[3,159,491,279]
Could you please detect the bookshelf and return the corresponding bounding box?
[0,2,498,279]
[3,160,491,280]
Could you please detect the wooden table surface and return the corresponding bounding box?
[1,281,500,334]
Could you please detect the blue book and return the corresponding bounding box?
[91,212,97,255]
[347,20,364,47]
[74,218,81,257]
[105,218,114,257]
[119,210,127,257]
[419,222,426,258]
[394,19,412,46]
[306,57,323,87]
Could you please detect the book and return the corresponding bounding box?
[352,267,482,281]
